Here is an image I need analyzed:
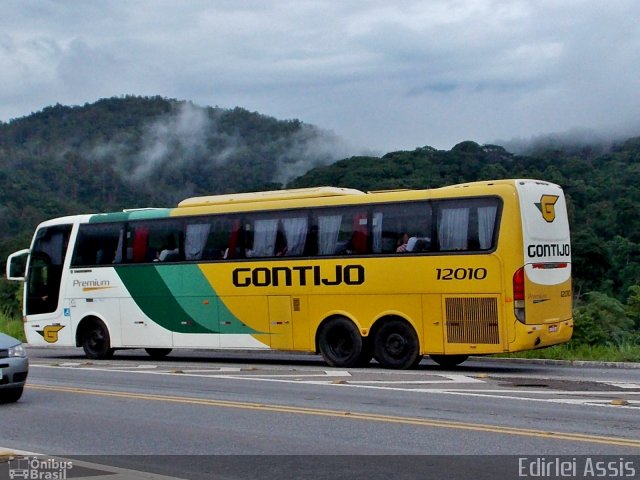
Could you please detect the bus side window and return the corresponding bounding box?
[72,223,123,267]
[373,202,432,254]
[126,220,184,263]
[436,199,499,252]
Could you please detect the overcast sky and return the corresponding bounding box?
[1,0,639,153]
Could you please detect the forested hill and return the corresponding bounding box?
[0,96,350,254]
[0,95,639,305]
[290,139,640,301]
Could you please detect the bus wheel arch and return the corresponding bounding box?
[371,316,422,369]
[316,315,366,368]
[76,316,114,360]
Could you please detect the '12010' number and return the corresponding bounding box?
[436,268,487,280]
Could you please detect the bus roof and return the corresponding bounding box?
[178,186,365,208]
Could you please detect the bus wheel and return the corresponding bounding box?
[430,354,468,367]
[80,319,114,360]
[318,317,363,368]
[373,319,421,369]
[145,348,172,359]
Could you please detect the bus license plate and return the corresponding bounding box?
[549,325,558,333]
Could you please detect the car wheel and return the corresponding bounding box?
[0,386,24,403]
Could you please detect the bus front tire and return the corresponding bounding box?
[430,354,468,367]
[80,319,114,360]
[145,348,172,359]
[318,317,364,368]
[373,319,422,369]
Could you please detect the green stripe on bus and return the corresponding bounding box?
[89,209,172,223]
[155,264,257,335]
[114,265,214,334]
[114,264,257,335]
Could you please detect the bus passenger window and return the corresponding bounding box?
[436,198,499,252]
[126,220,184,263]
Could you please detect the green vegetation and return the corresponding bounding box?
[503,343,640,363]
[0,309,24,341]
[0,96,639,361]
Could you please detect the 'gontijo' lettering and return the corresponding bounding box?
[233,265,365,287]
[527,243,570,258]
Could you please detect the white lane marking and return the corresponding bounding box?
[345,374,484,385]
[30,365,640,409]
[609,382,640,389]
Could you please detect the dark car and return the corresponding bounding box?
[0,333,28,403]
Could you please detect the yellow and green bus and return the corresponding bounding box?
[6,179,573,368]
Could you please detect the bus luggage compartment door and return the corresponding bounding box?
[268,296,293,350]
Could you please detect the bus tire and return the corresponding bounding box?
[430,354,468,367]
[373,319,421,369]
[355,337,373,367]
[318,317,363,368]
[80,319,114,360]
[145,348,172,359]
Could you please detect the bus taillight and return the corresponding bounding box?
[513,267,526,323]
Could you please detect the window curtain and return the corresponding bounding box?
[282,217,308,256]
[372,212,383,253]
[247,219,279,257]
[185,223,211,260]
[478,206,497,250]
[318,215,342,255]
[438,208,468,250]
[114,229,124,263]
[132,228,149,262]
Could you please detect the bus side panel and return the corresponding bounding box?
[24,311,74,347]
[421,294,444,354]
[308,294,423,348]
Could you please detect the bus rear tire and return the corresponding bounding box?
[318,317,364,368]
[145,348,172,359]
[373,319,421,369]
[80,319,114,360]
[430,354,468,367]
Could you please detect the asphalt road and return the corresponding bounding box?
[1,347,639,479]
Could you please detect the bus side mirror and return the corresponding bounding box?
[6,249,30,281]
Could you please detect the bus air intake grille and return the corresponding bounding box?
[445,297,500,344]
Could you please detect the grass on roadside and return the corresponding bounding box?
[0,309,25,341]
[498,342,640,363]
